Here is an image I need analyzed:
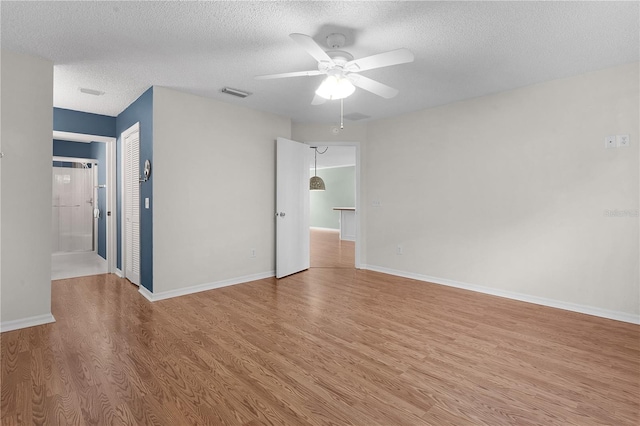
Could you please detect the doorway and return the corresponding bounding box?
[50,156,105,279]
[51,131,117,279]
[308,144,359,269]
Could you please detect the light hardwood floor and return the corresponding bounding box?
[1,241,638,424]
[310,228,354,269]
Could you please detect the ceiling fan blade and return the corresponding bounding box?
[290,33,334,65]
[346,48,414,72]
[255,70,323,80]
[311,94,326,105]
[347,74,399,99]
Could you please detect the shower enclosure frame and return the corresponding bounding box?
[52,156,99,254]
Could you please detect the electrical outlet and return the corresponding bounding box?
[250,248,256,258]
[372,200,382,207]
[396,245,403,255]
[617,134,630,147]
[605,136,616,149]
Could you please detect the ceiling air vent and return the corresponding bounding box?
[79,87,105,96]
[221,87,251,98]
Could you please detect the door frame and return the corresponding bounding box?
[93,163,99,252]
[52,132,117,273]
[305,141,361,269]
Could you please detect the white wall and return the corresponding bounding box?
[1,50,54,329]
[152,87,291,295]
[365,63,639,321]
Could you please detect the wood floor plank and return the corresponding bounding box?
[2,231,639,424]
[310,228,354,268]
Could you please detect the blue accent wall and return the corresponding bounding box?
[54,108,116,137]
[53,139,93,158]
[52,139,108,259]
[116,87,153,292]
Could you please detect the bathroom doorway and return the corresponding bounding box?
[51,156,107,279]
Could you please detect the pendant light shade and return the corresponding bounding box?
[310,147,326,191]
[310,175,326,191]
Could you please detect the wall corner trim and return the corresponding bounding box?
[114,268,124,278]
[138,285,154,302]
[362,264,640,325]
[0,313,56,333]
[138,271,276,302]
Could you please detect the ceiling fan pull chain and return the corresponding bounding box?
[340,98,344,130]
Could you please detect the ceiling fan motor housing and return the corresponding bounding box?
[318,51,354,73]
[326,33,346,49]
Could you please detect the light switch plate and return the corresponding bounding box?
[605,136,616,149]
[145,198,150,209]
[617,134,630,147]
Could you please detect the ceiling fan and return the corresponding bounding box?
[255,33,414,104]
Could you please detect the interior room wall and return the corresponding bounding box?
[310,166,356,229]
[152,87,290,296]
[53,139,93,158]
[365,62,640,322]
[53,107,116,138]
[116,88,153,291]
[0,49,54,329]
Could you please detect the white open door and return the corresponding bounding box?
[123,123,141,286]
[276,137,310,278]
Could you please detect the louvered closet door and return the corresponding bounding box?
[124,126,141,286]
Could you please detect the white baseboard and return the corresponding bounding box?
[138,285,154,302]
[363,264,640,325]
[138,271,276,302]
[114,268,123,278]
[310,226,339,232]
[1,313,56,333]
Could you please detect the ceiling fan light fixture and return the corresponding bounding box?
[315,75,355,100]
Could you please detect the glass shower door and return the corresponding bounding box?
[51,165,94,253]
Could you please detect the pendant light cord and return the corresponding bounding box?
[313,147,329,177]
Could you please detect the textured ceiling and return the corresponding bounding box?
[2,1,638,124]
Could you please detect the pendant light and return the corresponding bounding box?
[310,147,326,191]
